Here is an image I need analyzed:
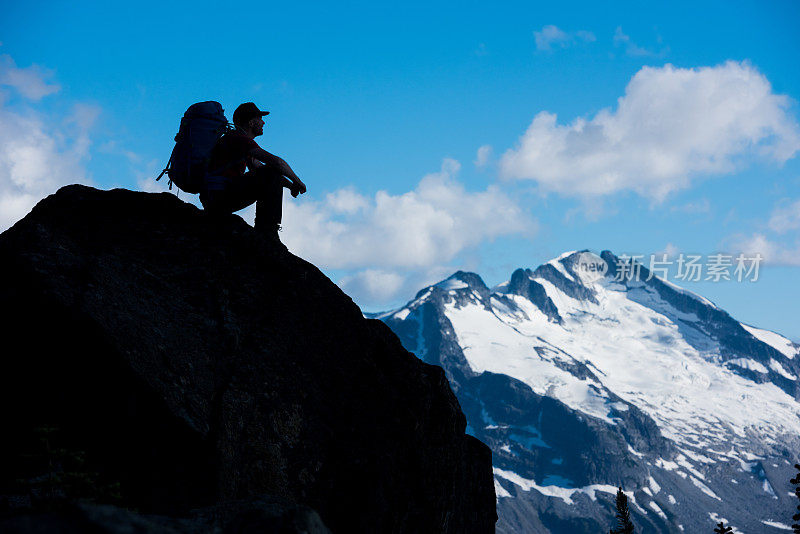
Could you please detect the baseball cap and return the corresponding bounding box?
[233,102,270,127]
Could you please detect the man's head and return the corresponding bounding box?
[233,102,269,137]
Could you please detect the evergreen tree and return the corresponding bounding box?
[609,487,634,534]
[714,521,733,533]
[791,463,800,533]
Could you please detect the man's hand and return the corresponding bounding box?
[291,179,307,198]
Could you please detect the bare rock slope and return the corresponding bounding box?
[0,185,496,533]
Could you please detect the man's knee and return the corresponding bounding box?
[255,165,282,183]
[254,169,284,195]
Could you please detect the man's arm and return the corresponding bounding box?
[249,147,307,194]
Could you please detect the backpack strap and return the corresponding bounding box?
[155,148,176,189]
[205,125,248,176]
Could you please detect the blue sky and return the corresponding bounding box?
[2,0,800,339]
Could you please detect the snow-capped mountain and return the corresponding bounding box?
[375,250,800,533]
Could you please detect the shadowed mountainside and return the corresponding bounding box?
[0,185,496,533]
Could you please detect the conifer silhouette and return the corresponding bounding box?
[714,521,733,533]
[609,487,634,534]
[791,463,800,533]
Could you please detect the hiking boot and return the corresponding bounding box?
[257,222,286,248]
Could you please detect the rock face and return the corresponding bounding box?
[0,185,496,533]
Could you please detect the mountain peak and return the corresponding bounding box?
[380,247,800,533]
[438,270,488,291]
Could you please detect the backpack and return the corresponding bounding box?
[156,101,232,194]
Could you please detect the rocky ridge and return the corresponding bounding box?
[0,185,497,533]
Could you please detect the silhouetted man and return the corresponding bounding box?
[201,102,306,241]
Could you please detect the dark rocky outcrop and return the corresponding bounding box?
[0,497,332,534]
[531,261,598,305]
[0,185,496,533]
[506,268,562,323]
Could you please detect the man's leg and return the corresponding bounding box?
[253,169,285,231]
[200,175,232,214]
[219,168,293,241]
[227,167,291,236]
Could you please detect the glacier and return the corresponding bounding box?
[376,250,800,533]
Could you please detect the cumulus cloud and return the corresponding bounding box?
[724,198,800,267]
[325,187,370,214]
[280,158,535,303]
[0,54,98,231]
[534,25,595,51]
[474,144,492,168]
[726,233,800,267]
[338,265,458,309]
[0,103,99,230]
[500,61,800,201]
[768,198,800,233]
[0,54,60,100]
[283,158,533,268]
[338,270,406,304]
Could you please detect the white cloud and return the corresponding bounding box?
[613,27,657,57]
[723,198,800,267]
[534,25,595,51]
[726,233,800,267]
[0,54,60,100]
[0,103,99,230]
[338,270,406,304]
[0,53,99,231]
[535,25,569,50]
[283,158,534,270]
[768,198,800,233]
[658,242,680,258]
[475,144,492,168]
[325,187,369,214]
[281,158,535,303]
[500,61,800,201]
[337,265,456,309]
[137,175,172,194]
